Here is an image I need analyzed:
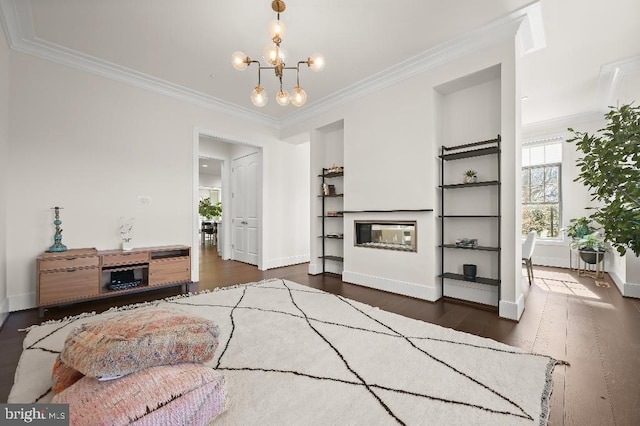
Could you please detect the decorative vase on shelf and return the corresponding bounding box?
[463,264,477,281]
[121,239,133,251]
[119,216,135,252]
[48,206,67,252]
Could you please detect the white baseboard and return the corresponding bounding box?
[609,271,640,298]
[0,297,9,328]
[623,281,640,298]
[342,271,438,301]
[263,254,310,270]
[9,292,36,312]
[499,293,525,321]
[442,280,499,307]
[308,261,343,275]
[533,256,570,269]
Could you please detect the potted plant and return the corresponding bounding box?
[463,169,478,184]
[568,103,640,256]
[571,231,607,264]
[199,198,222,220]
[566,216,596,240]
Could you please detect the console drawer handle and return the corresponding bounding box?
[66,268,77,273]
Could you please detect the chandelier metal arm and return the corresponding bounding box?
[231,0,323,107]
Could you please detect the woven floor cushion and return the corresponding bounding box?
[60,308,220,377]
[52,364,227,425]
[51,356,84,395]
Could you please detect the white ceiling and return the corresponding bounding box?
[2,0,639,126]
[199,157,221,177]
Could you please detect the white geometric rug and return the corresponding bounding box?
[9,279,561,425]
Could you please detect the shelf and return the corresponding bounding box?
[320,235,344,239]
[318,194,344,198]
[319,171,343,178]
[440,273,500,286]
[440,244,500,252]
[319,215,344,218]
[440,180,500,189]
[101,263,149,273]
[342,209,433,213]
[440,215,500,218]
[439,146,500,161]
[319,255,344,262]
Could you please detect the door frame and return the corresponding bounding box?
[191,127,264,281]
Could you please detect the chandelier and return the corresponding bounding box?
[231,0,325,107]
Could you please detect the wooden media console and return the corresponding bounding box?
[36,245,191,316]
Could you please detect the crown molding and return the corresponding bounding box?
[1,0,544,132]
[596,55,640,111]
[0,0,280,129]
[281,2,545,129]
[522,110,604,140]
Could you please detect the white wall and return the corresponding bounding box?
[259,139,311,269]
[5,50,306,311]
[199,174,221,189]
[286,39,523,319]
[0,23,10,326]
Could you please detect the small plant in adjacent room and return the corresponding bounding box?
[199,198,222,220]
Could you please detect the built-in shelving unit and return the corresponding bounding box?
[319,167,344,273]
[439,136,501,306]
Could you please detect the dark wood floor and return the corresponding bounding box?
[1,244,639,425]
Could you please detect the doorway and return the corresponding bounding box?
[198,156,223,255]
[192,129,264,282]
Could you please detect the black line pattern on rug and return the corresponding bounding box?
[334,293,534,421]
[217,366,531,419]
[171,296,541,358]
[254,279,536,422]
[214,286,247,369]
[281,281,405,425]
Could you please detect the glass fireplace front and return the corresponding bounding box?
[354,220,417,252]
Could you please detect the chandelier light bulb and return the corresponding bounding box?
[231,51,249,71]
[290,85,307,107]
[276,90,291,106]
[308,53,325,72]
[251,85,268,107]
[263,44,288,65]
[268,19,286,40]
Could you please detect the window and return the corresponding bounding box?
[522,140,562,238]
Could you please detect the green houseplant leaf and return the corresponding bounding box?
[199,198,222,220]
[567,103,640,256]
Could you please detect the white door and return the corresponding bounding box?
[232,152,259,265]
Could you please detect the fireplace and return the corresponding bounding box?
[354,220,417,252]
